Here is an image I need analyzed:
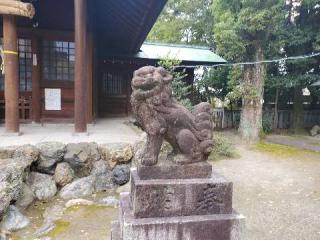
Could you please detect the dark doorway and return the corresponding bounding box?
[98,63,132,117]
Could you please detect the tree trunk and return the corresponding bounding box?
[238,46,265,142]
[273,88,279,131]
[292,86,304,134]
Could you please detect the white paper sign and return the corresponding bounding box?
[45,88,61,111]
[33,54,37,66]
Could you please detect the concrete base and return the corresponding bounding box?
[111,193,245,240]
[1,132,23,137]
[72,132,90,137]
[131,169,233,218]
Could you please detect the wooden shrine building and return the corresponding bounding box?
[0,0,225,134]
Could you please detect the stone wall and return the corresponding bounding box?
[0,142,134,225]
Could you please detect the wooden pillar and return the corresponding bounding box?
[74,0,87,133]
[86,33,93,123]
[3,15,19,133]
[31,36,41,123]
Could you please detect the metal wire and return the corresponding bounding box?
[174,52,320,69]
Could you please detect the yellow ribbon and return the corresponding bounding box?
[2,50,18,55]
[0,49,19,74]
[0,49,3,74]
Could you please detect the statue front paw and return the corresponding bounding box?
[141,155,158,166]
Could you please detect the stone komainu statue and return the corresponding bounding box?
[131,66,214,166]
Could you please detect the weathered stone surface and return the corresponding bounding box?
[99,196,119,207]
[0,205,30,231]
[132,134,146,164]
[91,160,114,192]
[0,159,25,218]
[65,199,94,208]
[27,172,57,201]
[131,169,232,218]
[100,143,133,169]
[112,193,244,240]
[64,142,100,177]
[35,222,56,237]
[14,145,39,167]
[35,204,64,237]
[0,146,16,159]
[42,205,64,223]
[59,176,95,200]
[131,66,213,166]
[54,162,75,187]
[310,125,320,136]
[36,142,66,173]
[112,165,130,186]
[137,161,212,180]
[16,183,35,209]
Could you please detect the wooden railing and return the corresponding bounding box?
[213,108,320,130]
[0,96,32,122]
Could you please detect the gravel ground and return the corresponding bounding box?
[214,142,320,240]
[266,134,320,152]
[10,131,320,240]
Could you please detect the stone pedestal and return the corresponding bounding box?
[111,164,245,240]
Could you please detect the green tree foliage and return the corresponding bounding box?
[158,58,193,110]
[212,0,286,141]
[148,0,214,46]
[265,0,320,133]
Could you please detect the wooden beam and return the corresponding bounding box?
[31,36,41,123]
[74,0,87,133]
[0,1,35,18]
[3,15,19,133]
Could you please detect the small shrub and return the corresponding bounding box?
[262,113,273,134]
[209,134,239,161]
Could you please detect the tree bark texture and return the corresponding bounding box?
[292,86,304,134]
[273,88,279,131]
[238,46,265,142]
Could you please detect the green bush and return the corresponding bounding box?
[209,134,238,161]
[262,112,273,134]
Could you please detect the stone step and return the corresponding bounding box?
[112,192,245,240]
[130,169,233,218]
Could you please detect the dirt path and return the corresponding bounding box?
[213,144,320,240]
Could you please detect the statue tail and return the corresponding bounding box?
[193,103,214,154]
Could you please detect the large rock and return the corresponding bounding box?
[310,125,320,136]
[64,142,100,177]
[91,160,114,192]
[100,143,133,169]
[27,172,57,201]
[0,159,25,218]
[0,146,16,159]
[112,164,130,186]
[54,162,75,187]
[14,144,40,168]
[36,142,66,174]
[59,176,95,200]
[16,183,35,209]
[0,205,30,231]
[99,196,119,207]
[65,199,94,208]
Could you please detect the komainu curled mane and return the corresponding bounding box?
[131,66,214,166]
